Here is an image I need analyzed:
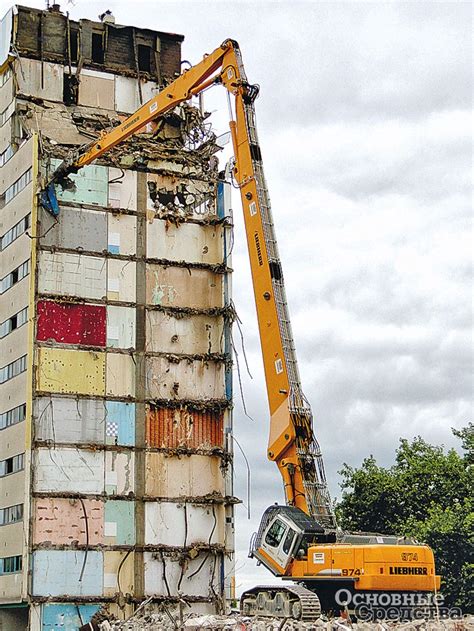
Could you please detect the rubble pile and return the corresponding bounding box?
[90,609,474,631]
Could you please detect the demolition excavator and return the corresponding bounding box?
[42,39,440,620]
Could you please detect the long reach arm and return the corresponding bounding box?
[45,39,336,529]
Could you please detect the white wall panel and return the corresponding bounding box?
[145,453,225,498]
[145,503,225,547]
[35,397,106,444]
[146,357,225,400]
[147,220,223,265]
[38,251,106,300]
[145,311,224,354]
[107,259,136,302]
[34,448,104,494]
[144,551,221,598]
[108,168,137,211]
[108,213,136,255]
[15,59,63,101]
[107,305,136,349]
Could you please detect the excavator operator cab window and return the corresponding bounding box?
[265,519,287,548]
[282,528,296,555]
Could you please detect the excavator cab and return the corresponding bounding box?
[250,506,333,575]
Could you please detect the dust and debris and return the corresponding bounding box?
[88,610,474,631]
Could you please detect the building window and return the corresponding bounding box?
[0,306,28,339]
[91,32,105,64]
[0,259,30,294]
[0,504,23,526]
[3,168,32,204]
[0,143,14,167]
[0,214,30,251]
[0,403,26,431]
[0,68,12,88]
[0,453,25,477]
[70,29,79,63]
[0,355,27,385]
[138,44,151,72]
[0,555,22,574]
[0,102,14,127]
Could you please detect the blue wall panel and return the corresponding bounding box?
[32,551,103,597]
[42,603,100,630]
[104,500,135,544]
[105,401,135,446]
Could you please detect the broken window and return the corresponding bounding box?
[0,307,28,339]
[92,32,105,64]
[0,453,25,477]
[63,74,79,105]
[0,260,30,294]
[70,29,79,63]
[138,44,151,72]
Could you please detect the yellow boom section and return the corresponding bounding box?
[47,40,336,528]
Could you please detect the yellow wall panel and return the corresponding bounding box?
[37,348,105,396]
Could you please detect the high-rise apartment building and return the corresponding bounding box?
[0,5,235,629]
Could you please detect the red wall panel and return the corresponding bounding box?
[146,406,224,449]
[36,300,106,346]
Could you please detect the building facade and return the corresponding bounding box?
[0,6,235,629]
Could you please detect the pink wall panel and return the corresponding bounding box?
[37,300,106,346]
[33,498,104,546]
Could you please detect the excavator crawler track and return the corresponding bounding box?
[240,584,321,621]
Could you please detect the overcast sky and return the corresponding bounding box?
[2,0,472,596]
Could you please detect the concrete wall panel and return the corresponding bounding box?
[108,213,136,255]
[34,396,106,444]
[147,221,223,265]
[146,356,225,400]
[38,251,106,300]
[105,401,135,446]
[15,58,63,101]
[37,300,106,347]
[78,72,114,110]
[146,173,216,220]
[107,305,135,349]
[104,550,134,597]
[145,503,224,547]
[106,352,135,397]
[145,311,224,354]
[39,206,107,251]
[33,498,104,546]
[114,76,157,113]
[32,550,103,597]
[146,265,223,309]
[0,72,14,112]
[145,453,224,498]
[105,451,134,495]
[36,347,106,396]
[107,259,136,302]
[144,551,221,598]
[146,407,224,450]
[104,500,135,545]
[108,168,137,210]
[55,163,108,207]
[34,448,104,494]
[41,604,101,631]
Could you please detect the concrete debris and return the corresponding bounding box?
[94,612,474,631]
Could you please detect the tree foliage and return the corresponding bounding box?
[336,423,473,611]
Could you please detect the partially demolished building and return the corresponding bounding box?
[0,5,235,629]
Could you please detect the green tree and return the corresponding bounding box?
[336,423,473,611]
